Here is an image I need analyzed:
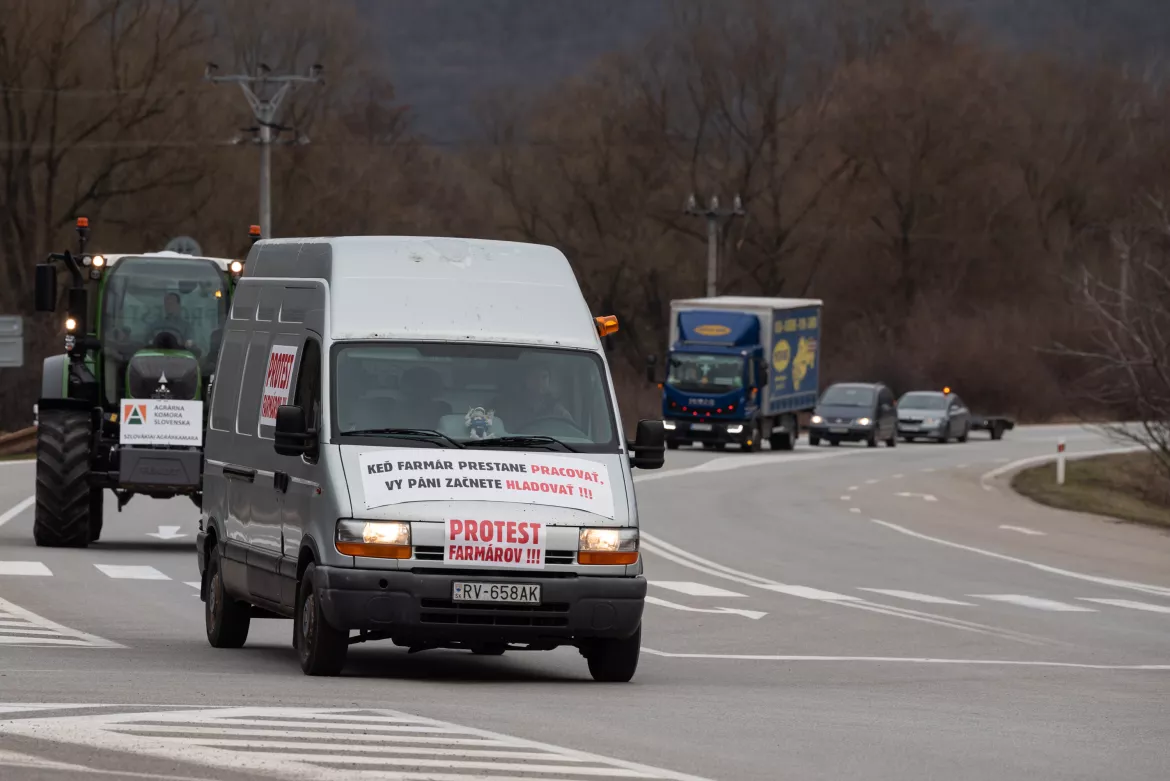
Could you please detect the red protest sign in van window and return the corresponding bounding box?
[444,519,547,569]
[260,345,298,427]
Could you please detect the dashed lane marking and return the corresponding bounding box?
[1079,598,1170,614]
[0,561,52,576]
[0,706,715,781]
[93,565,170,580]
[840,495,851,501]
[0,597,123,648]
[645,596,767,620]
[999,525,1046,536]
[649,581,746,598]
[642,649,1170,670]
[858,589,975,606]
[973,595,1097,612]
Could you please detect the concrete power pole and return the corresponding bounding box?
[205,62,324,239]
[685,193,744,297]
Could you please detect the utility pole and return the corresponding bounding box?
[685,193,744,297]
[205,62,324,239]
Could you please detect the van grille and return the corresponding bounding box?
[419,599,570,627]
[413,545,575,565]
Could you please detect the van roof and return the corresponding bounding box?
[244,236,601,349]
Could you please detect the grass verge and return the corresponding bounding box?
[1012,451,1170,529]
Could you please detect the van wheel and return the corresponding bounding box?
[866,431,878,448]
[586,625,641,682]
[958,426,969,443]
[809,434,820,447]
[205,547,250,648]
[297,563,348,676]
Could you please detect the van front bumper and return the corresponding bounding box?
[312,566,645,646]
[808,423,875,442]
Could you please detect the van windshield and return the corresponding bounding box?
[332,343,619,452]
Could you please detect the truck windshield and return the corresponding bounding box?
[666,353,744,393]
[332,342,618,452]
[100,256,229,402]
[819,385,875,407]
[898,393,947,410]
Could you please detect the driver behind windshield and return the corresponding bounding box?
[148,292,194,349]
[490,363,574,433]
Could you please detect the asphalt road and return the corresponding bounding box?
[0,424,1168,780]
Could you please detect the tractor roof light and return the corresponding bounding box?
[230,260,244,275]
[91,255,105,268]
[65,317,77,332]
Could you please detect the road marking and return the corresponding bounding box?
[849,507,861,514]
[923,467,936,473]
[758,585,859,601]
[973,595,1097,612]
[0,750,210,781]
[184,581,201,589]
[146,525,188,540]
[847,485,859,491]
[865,478,879,484]
[0,561,52,576]
[999,525,1046,536]
[649,581,746,598]
[869,518,1170,598]
[892,473,904,479]
[956,463,968,469]
[894,492,937,502]
[642,649,1170,670]
[858,589,975,606]
[1079,598,1170,614]
[0,496,34,530]
[635,450,849,485]
[0,597,122,648]
[979,444,1145,489]
[94,565,170,581]
[840,494,851,501]
[645,596,766,620]
[0,706,715,781]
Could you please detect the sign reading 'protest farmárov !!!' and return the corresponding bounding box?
[259,345,298,427]
[445,518,547,569]
[119,399,203,446]
[358,448,615,519]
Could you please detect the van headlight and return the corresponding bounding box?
[857,417,871,426]
[336,520,411,559]
[810,415,823,424]
[578,527,639,566]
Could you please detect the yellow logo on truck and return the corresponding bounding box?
[694,324,732,337]
[793,336,817,390]
[772,339,791,372]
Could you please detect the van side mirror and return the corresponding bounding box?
[629,419,665,470]
[35,264,57,312]
[274,404,316,458]
[645,354,657,385]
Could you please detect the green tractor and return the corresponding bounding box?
[32,219,254,547]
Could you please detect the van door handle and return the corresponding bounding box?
[274,471,290,494]
[223,465,256,483]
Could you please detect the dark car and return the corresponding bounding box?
[808,382,897,448]
[896,389,971,443]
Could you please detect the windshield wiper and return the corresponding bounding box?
[344,428,464,449]
[463,435,577,453]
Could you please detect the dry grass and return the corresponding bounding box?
[1011,451,1170,529]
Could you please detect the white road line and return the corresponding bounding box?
[999,525,1046,536]
[894,492,937,502]
[858,589,975,606]
[849,507,861,514]
[642,649,1170,670]
[0,497,34,530]
[847,485,859,492]
[758,585,859,601]
[923,467,936,473]
[0,596,122,648]
[94,565,170,581]
[979,444,1145,489]
[0,561,52,576]
[865,478,879,484]
[634,450,849,485]
[183,581,201,590]
[0,706,715,781]
[1079,598,1170,614]
[956,463,968,469]
[892,473,904,479]
[649,581,746,598]
[973,595,1097,612]
[870,518,1170,598]
[840,495,851,501]
[645,596,766,620]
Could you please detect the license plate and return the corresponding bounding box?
[829,427,849,434]
[691,423,712,431]
[901,424,919,431]
[452,582,540,604]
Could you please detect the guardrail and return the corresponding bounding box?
[0,427,36,458]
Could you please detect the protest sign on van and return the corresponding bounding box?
[259,345,298,427]
[444,518,547,569]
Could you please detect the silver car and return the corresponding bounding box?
[896,390,971,443]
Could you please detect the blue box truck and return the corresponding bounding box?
[648,296,823,451]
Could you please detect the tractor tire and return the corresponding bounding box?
[34,408,95,549]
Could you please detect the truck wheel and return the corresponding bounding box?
[88,489,104,543]
[809,434,821,447]
[205,546,250,648]
[746,420,763,452]
[33,408,95,549]
[770,432,793,451]
[586,624,641,682]
[297,562,349,676]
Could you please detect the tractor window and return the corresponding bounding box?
[101,256,229,404]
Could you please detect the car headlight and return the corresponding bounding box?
[578,527,639,565]
[857,417,871,426]
[923,417,938,426]
[336,520,411,559]
[811,415,823,424]
[663,420,676,430]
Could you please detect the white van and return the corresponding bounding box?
[196,236,664,681]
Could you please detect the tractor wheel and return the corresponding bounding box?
[34,408,95,549]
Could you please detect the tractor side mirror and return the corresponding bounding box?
[629,419,665,470]
[35,264,57,312]
[274,404,316,458]
[645,354,657,385]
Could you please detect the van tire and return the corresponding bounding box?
[205,547,250,648]
[297,563,348,676]
[33,408,94,549]
[586,625,641,682]
[809,434,821,447]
